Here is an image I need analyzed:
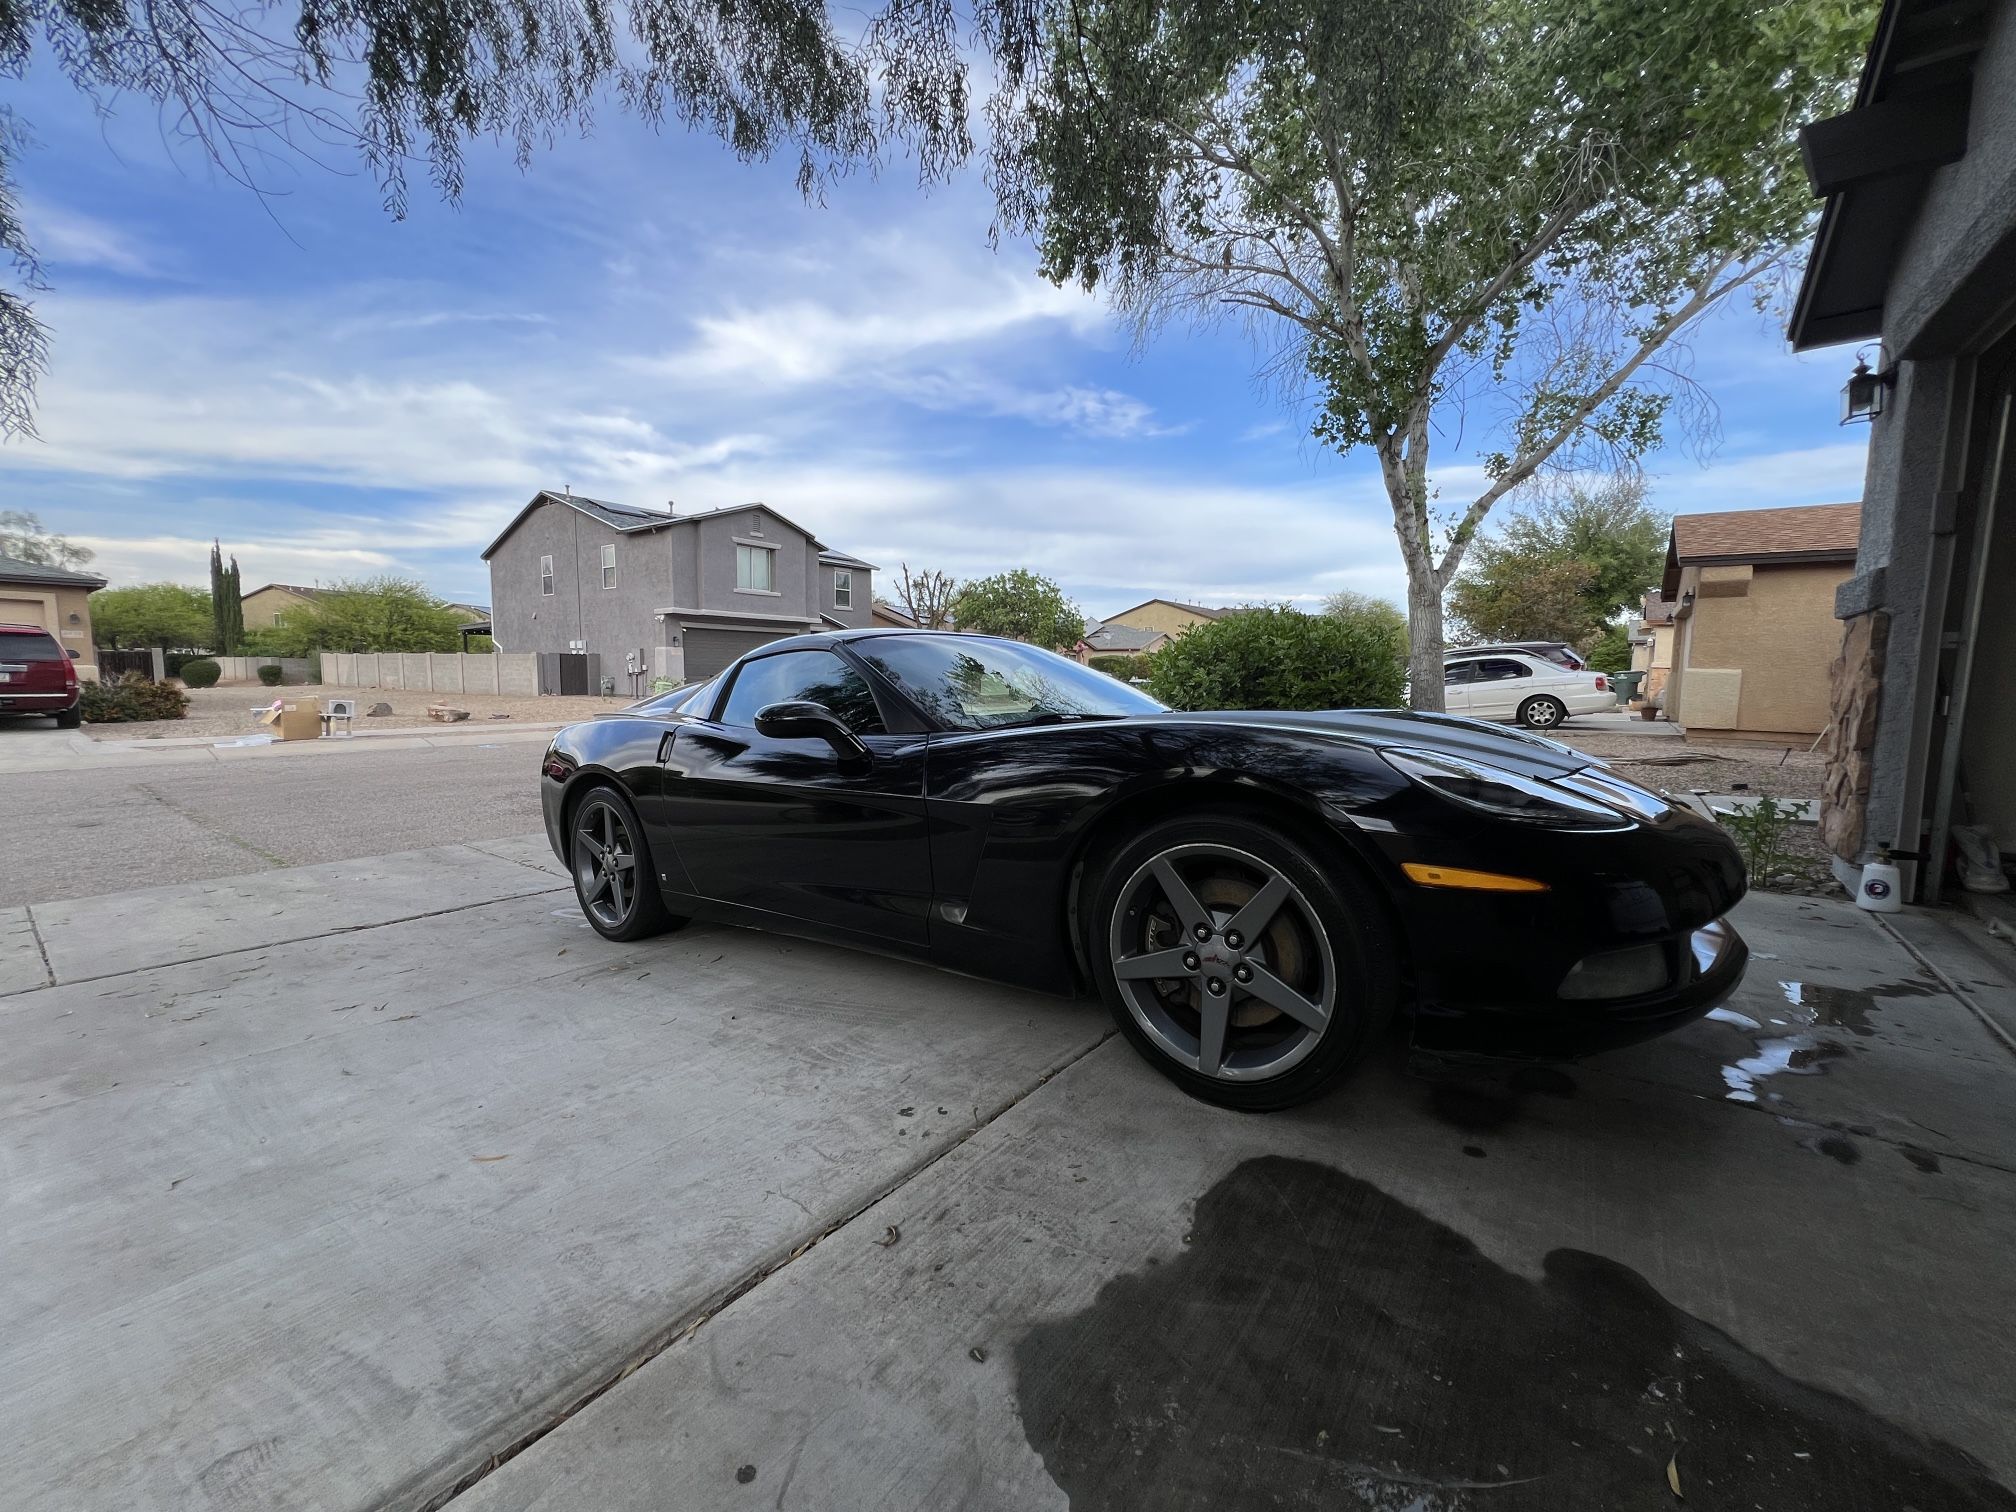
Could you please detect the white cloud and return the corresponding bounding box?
[27,200,156,276]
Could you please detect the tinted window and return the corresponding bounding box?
[1476,659,1531,681]
[856,635,1165,730]
[627,678,716,717]
[1443,660,1480,685]
[0,630,63,660]
[720,650,886,734]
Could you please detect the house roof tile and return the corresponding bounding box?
[1663,503,1861,594]
[0,552,107,589]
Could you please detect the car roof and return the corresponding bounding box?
[0,622,58,634]
[739,627,1022,656]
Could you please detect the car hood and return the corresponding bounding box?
[1148,709,1591,779]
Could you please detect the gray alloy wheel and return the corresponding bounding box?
[1519,695,1568,729]
[574,794,640,930]
[1106,842,1338,1084]
[569,788,681,942]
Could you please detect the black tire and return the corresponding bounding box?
[1518,695,1568,730]
[55,707,81,729]
[569,785,682,942]
[1082,810,1399,1111]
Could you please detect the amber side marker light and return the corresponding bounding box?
[1401,863,1549,893]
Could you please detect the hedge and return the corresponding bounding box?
[80,675,192,723]
[178,658,221,688]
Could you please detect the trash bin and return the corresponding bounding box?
[1610,670,1645,705]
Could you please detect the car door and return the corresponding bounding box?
[1442,657,1480,713]
[1466,657,1535,719]
[657,648,933,945]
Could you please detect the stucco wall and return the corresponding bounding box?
[821,563,874,628]
[689,508,813,614]
[488,499,669,669]
[1108,602,1216,636]
[1884,0,2016,358]
[2,582,98,675]
[1673,562,1850,737]
[241,587,317,630]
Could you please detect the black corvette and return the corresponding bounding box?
[540,629,1747,1110]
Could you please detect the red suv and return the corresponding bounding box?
[0,623,83,727]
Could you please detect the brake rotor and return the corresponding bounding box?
[1143,873,1306,1030]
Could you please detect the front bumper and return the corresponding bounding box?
[1411,916,1747,1059]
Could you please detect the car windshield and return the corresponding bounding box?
[624,678,715,716]
[857,634,1166,731]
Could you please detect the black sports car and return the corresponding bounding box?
[540,629,1747,1110]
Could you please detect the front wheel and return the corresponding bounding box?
[1083,812,1398,1111]
[570,787,682,942]
[1519,695,1567,729]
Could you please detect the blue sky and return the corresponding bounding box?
[4,61,1869,616]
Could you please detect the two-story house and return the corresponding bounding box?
[482,490,876,683]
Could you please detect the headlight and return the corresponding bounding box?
[1551,768,1674,822]
[1380,748,1633,830]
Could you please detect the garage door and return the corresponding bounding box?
[0,597,48,628]
[682,627,787,679]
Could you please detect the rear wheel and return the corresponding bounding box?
[1083,812,1398,1111]
[570,787,681,942]
[55,707,81,729]
[1518,695,1567,729]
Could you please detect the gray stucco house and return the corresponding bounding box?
[1790,0,2016,902]
[482,490,876,688]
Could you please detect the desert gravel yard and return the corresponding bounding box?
[1562,729,1827,801]
[85,684,629,740]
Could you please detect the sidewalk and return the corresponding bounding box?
[0,718,570,776]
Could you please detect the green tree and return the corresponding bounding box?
[951,570,1084,652]
[1146,604,1405,712]
[1448,558,1598,645]
[91,583,213,649]
[994,0,1873,710]
[0,510,93,569]
[1323,590,1408,659]
[208,543,244,655]
[256,577,467,654]
[1584,624,1633,674]
[1492,478,1669,624]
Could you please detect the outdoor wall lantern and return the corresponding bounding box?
[1841,349,1896,424]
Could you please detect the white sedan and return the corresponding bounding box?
[1443,651,1614,729]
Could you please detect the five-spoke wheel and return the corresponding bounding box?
[1086,812,1395,1110]
[571,788,678,941]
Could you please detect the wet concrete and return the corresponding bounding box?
[1016,1156,2012,1512]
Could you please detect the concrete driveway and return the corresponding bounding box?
[4,841,2014,1511]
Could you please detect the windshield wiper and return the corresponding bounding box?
[990,711,1128,730]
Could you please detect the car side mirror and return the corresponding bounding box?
[754,700,870,760]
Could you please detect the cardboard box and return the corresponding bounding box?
[256,697,323,741]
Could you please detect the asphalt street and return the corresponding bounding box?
[1,738,544,906]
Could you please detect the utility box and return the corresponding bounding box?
[257,697,323,741]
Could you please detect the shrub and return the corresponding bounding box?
[80,674,191,723]
[1145,604,1407,712]
[1584,624,1633,674]
[1088,654,1146,680]
[179,658,221,688]
[257,663,285,686]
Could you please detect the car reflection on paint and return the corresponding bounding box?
[539,630,1748,1111]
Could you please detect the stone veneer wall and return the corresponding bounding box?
[1820,610,1889,861]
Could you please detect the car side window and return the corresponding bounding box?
[1443,660,1479,685]
[719,651,887,735]
[1477,658,1530,682]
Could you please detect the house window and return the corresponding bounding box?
[539,554,554,597]
[736,543,775,592]
[833,569,853,609]
[601,543,616,590]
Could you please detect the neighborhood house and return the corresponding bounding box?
[1659,503,1861,745]
[0,553,105,679]
[483,490,875,686]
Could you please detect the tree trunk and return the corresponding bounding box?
[1403,552,1447,714]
